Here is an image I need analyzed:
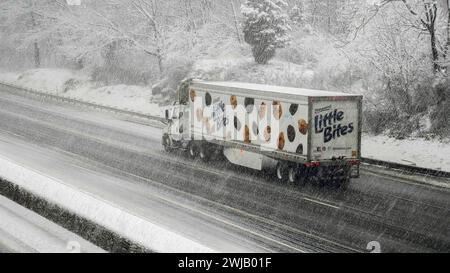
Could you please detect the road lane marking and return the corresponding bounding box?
[302,197,340,210]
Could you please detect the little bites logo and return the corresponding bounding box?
[314,106,354,143]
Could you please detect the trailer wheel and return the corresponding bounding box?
[336,177,350,191]
[288,165,297,184]
[276,162,288,182]
[188,142,197,158]
[295,166,308,186]
[199,144,209,161]
[333,167,351,190]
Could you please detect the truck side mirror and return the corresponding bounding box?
[165,109,170,120]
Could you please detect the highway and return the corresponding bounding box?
[0,88,449,252]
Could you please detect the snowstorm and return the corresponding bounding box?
[0,0,449,259]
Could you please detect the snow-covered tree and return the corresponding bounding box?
[0,0,68,68]
[289,3,305,25]
[241,0,291,64]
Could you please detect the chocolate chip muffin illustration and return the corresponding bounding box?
[259,102,267,119]
[296,144,303,154]
[244,125,250,143]
[264,126,271,142]
[273,101,282,120]
[234,116,241,131]
[230,95,238,109]
[189,89,196,102]
[287,125,296,142]
[298,119,308,135]
[277,132,285,150]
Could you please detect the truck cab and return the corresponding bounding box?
[162,80,191,150]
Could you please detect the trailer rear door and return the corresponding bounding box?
[310,97,361,161]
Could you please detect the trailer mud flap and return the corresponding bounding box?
[350,164,360,178]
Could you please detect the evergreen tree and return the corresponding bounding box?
[241,0,291,64]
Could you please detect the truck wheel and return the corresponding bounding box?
[276,162,288,182]
[188,142,197,158]
[162,134,172,152]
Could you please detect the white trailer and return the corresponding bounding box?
[162,79,362,187]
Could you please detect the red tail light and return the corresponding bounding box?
[349,159,360,166]
[304,161,321,167]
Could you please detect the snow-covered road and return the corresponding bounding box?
[0,89,448,252]
[0,133,267,253]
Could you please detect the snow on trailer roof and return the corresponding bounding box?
[192,80,360,98]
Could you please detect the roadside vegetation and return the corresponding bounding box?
[0,0,449,139]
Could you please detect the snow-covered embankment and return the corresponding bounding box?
[362,135,450,173]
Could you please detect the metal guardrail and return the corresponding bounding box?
[0,80,167,123]
[1,80,449,179]
[361,157,450,179]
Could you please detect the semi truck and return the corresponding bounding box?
[162,79,362,187]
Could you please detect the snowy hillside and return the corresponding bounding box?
[0,69,162,117]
